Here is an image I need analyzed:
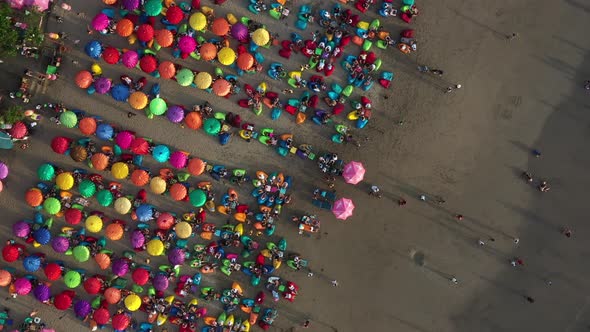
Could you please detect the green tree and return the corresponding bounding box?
[0,3,20,57]
[24,26,43,47]
[0,105,25,125]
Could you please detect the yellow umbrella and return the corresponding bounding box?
[111,162,129,179]
[85,215,103,233]
[175,221,192,239]
[56,172,74,190]
[114,197,132,214]
[146,239,164,256]
[189,12,206,31]
[129,91,148,110]
[150,177,167,194]
[124,293,141,311]
[252,28,270,46]
[194,72,212,89]
[217,47,236,66]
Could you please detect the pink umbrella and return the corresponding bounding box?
[169,151,188,169]
[130,230,145,249]
[115,131,135,150]
[178,36,196,54]
[7,0,25,9]
[12,221,31,238]
[24,0,51,11]
[14,277,32,295]
[121,50,139,69]
[231,23,249,41]
[342,161,365,184]
[94,77,112,94]
[332,198,355,220]
[91,13,109,31]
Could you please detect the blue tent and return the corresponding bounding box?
[96,124,114,140]
[110,84,130,102]
[152,145,170,163]
[23,255,42,272]
[85,40,102,59]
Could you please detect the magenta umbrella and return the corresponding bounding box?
[121,50,139,69]
[130,230,145,249]
[112,259,129,277]
[332,198,355,220]
[342,161,365,185]
[33,283,51,302]
[169,151,188,169]
[231,23,249,41]
[153,274,169,291]
[91,13,109,31]
[14,277,32,295]
[94,77,112,94]
[115,131,135,150]
[178,36,197,54]
[12,221,31,238]
[122,0,139,10]
[51,236,70,253]
[167,248,185,265]
[166,105,185,123]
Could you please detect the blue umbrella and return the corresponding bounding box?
[111,84,130,102]
[33,227,51,245]
[152,145,170,163]
[23,255,42,272]
[85,40,102,59]
[96,124,114,140]
[136,204,154,222]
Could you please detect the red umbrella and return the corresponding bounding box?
[131,268,149,286]
[65,208,83,225]
[211,17,229,36]
[2,244,19,262]
[51,136,71,154]
[83,277,102,295]
[139,55,157,73]
[112,314,130,330]
[9,121,28,139]
[136,24,154,42]
[102,47,120,64]
[156,212,175,230]
[54,292,73,310]
[44,263,62,281]
[130,138,150,155]
[93,308,110,325]
[166,5,184,24]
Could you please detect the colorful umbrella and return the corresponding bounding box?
[12,220,30,238]
[237,52,254,70]
[124,293,141,311]
[95,252,112,270]
[175,221,192,239]
[78,179,96,198]
[37,163,55,181]
[110,84,130,102]
[158,61,176,79]
[91,13,109,31]
[25,188,43,207]
[178,35,197,54]
[121,50,139,68]
[54,292,73,310]
[155,29,174,48]
[51,236,70,253]
[168,248,185,265]
[96,123,114,140]
[116,18,134,37]
[146,239,164,256]
[70,145,88,162]
[56,172,73,189]
[136,204,154,222]
[187,158,205,175]
[166,105,185,123]
[105,223,124,241]
[252,28,270,46]
[211,18,230,36]
[112,313,130,330]
[144,0,162,16]
[115,131,135,149]
[175,68,194,87]
[130,230,145,249]
[33,227,51,244]
[79,117,97,135]
[72,245,90,262]
[136,24,155,42]
[85,40,102,59]
[150,177,167,194]
[199,43,217,61]
[64,270,81,288]
[211,79,231,96]
[131,169,150,186]
[114,197,132,214]
[139,55,157,73]
[96,189,114,207]
[83,277,102,295]
[94,77,112,95]
[132,268,149,286]
[33,284,50,302]
[111,162,129,179]
[2,244,19,262]
[43,198,61,217]
[129,91,148,110]
[149,97,167,116]
[90,153,109,171]
[51,136,71,154]
[189,12,206,31]
[23,255,41,272]
[14,277,32,295]
[65,208,83,225]
[93,308,111,325]
[9,121,27,139]
[194,71,212,89]
[189,189,207,207]
[166,5,184,24]
[74,299,92,318]
[156,212,175,230]
[230,23,249,41]
[44,263,62,281]
[217,47,236,66]
[169,183,187,201]
[85,215,103,233]
[332,198,355,220]
[122,0,139,10]
[184,112,202,129]
[152,273,169,291]
[203,117,221,134]
[130,137,150,154]
[102,46,120,64]
[104,287,122,304]
[75,70,93,89]
[169,151,188,169]
[112,259,129,277]
[0,269,12,286]
[342,161,365,184]
[152,144,170,163]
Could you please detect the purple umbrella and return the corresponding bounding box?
[0,161,8,180]
[178,36,196,54]
[74,299,92,318]
[91,13,109,31]
[33,284,51,302]
[130,230,145,249]
[166,105,185,123]
[94,77,112,94]
[153,274,169,291]
[12,221,31,238]
[167,248,185,265]
[115,131,135,150]
[14,277,32,295]
[123,0,139,10]
[112,258,129,277]
[121,50,139,69]
[51,236,70,253]
[169,151,188,169]
[231,23,249,41]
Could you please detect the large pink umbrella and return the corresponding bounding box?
[14,277,32,295]
[121,50,139,69]
[25,0,51,11]
[178,36,197,54]
[115,131,135,150]
[169,151,188,169]
[342,161,365,184]
[332,198,355,220]
[91,13,109,31]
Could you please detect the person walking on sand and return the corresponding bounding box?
[303,320,311,328]
[525,296,535,303]
[369,185,382,198]
[562,227,572,238]
[331,280,339,287]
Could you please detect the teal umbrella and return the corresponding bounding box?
[149,98,167,116]
[59,111,78,128]
[175,68,194,87]
[189,189,206,207]
[37,163,55,181]
[78,179,96,198]
[144,0,163,16]
[96,189,114,207]
[203,118,221,135]
[0,132,14,150]
[152,145,170,163]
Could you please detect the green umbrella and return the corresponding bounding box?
[96,189,114,207]
[59,111,78,129]
[72,245,90,262]
[43,197,61,215]
[203,118,221,135]
[189,189,206,207]
[175,68,194,87]
[37,163,55,181]
[144,0,163,16]
[78,179,96,198]
[64,270,82,288]
[149,98,167,116]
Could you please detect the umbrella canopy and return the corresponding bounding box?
[169,151,188,169]
[64,270,82,288]
[121,50,139,68]
[131,169,150,186]
[155,29,174,48]
[75,70,93,88]
[0,269,11,287]
[9,121,28,139]
[114,197,132,214]
[130,230,145,249]
[112,314,130,330]
[93,308,111,325]
[102,46,120,64]
[175,221,192,239]
[189,189,207,207]
[194,71,212,89]
[237,52,254,70]
[211,79,231,96]
[92,13,109,31]
[175,68,194,87]
[51,136,71,154]
[96,123,114,140]
[95,252,112,270]
[104,287,122,304]
[136,24,155,42]
[203,117,221,134]
[105,223,124,241]
[124,293,142,311]
[199,43,217,61]
[115,131,135,149]
[12,220,30,238]
[73,245,90,262]
[85,40,102,59]
[25,188,43,207]
[59,111,78,128]
[90,153,109,171]
[187,158,205,175]
[33,284,50,302]
[211,17,230,36]
[85,215,104,233]
[152,144,170,163]
[332,198,355,220]
[83,277,102,295]
[166,5,184,24]
[184,112,202,129]
[54,292,73,310]
[136,204,154,222]
[169,183,187,201]
[130,137,150,154]
[139,55,157,73]
[231,23,249,41]
[51,236,70,253]
[342,161,365,184]
[70,145,88,162]
[217,47,236,66]
[152,273,169,291]
[149,98,167,116]
[96,189,114,207]
[23,255,41,272]
[43,197,61,215]
[166,105,185,123]
[74,299,92,318]
[150,176,167,194]
[79,117,97,135]
[178,35,197,54]
[146,239,164,256]
[78,179,96,198]
[116,18,134,37]
[252,28,270,46]
[2,244,19,262]
[144,0,162,16]
[129,91,148,110]
[112,258,129,276]
[56,172,74,189]
[111,84,130,101]
[132,268,149,286]
[94,77,112,94]
[122,0,139,10]
[168,248,185,265]
[44,263,62,281]
[189,12,207,31]
[33,227,51,244]
[158,61,176,79]
[65,208,82,225]
[37,163,55,181]
[111,162,129,179]
[14,277,32,295]
[156,212,175,230]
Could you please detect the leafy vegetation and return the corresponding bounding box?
[0,105,25,125]
[0,3,21,57]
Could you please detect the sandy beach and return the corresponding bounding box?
[1,0,590,331]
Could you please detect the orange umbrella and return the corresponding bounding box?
[155,29,173,48]
[129,91,148,110]
[104,287,121,304]
[105,223,124,241]
[116,19,134,37]
[199,43,217,61]
[184,112,202,129]
[158,61,176,79]
[131,169,149,186]
[91,153,109,171]
[25,188,43,207]
[75,71,93,89]
[211,18,229,36]
[212,79,231,96]
[237,52,254,70]
[94,252,111,270]
[188,158,205,176]
[169,183,187,201]
[78,117,97,135]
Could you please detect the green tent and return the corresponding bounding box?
[43,197,61,215]
[149,98,167,116]
[72,245,90,262]
[37,163,55,181]
[64,270,82,288]
[78,179,96,198]
[175,68,194,87]
[96,189,114,207]
[144,0,163,16]
[59,111,78,129]
[189,189,206,207]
